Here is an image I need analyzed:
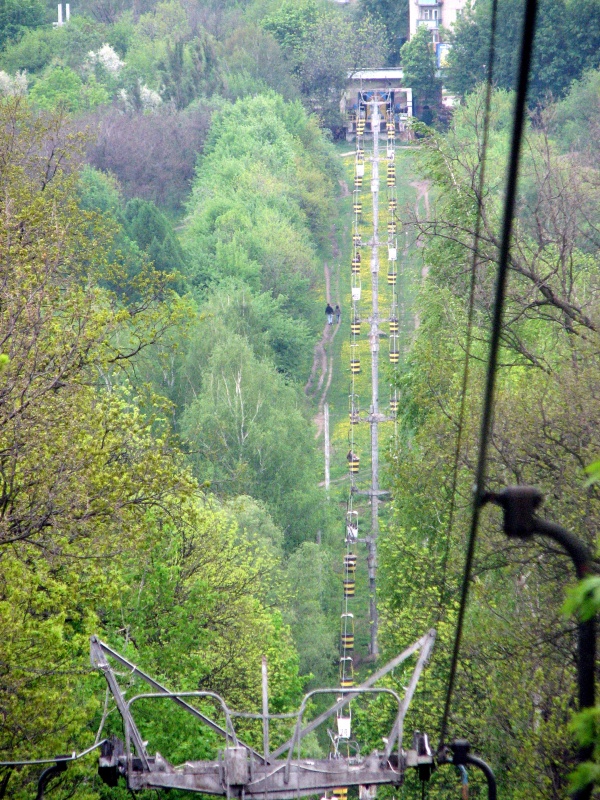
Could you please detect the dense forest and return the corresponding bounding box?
[2,0,600,798]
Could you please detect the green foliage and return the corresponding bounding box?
[158,32,222,108]
[262,0,320,72]
[123,197,186,276]
[359,0,409,63]
[78,168,187,285]
[0,97,312,797]
[29,64,83,110]
[29,65,109,111]
[222,23,299,102]
[284,542,338,684]
[551,68,600,155]
[0,15,106,75]
[181,282,314,384]
[181,334,322,549]
[563,577,600,792]
[183,92,338,311]
[376,83,600,796]
[262,1,388,129]
[400,25,441,113]
[78,164,123,214]
[0,0,45,50]
[584,456,600,487]
[563,576,600,622]
[446,0,600,103]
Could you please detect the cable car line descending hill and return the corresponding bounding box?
[13,0,597,793]
[343,90,399,671]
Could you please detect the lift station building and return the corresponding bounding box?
[341,69,413,140]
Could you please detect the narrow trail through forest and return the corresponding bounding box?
[306,233,342,440]
[409,180,431,328]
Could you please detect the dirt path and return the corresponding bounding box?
[306,251,342,439]
[410,180,432,328]
[409,179,431,219]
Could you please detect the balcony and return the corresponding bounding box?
[416,18,439,28]
[417,0,441,6]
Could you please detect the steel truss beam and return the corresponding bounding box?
[92,630,436,795]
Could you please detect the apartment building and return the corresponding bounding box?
[409,0,468,42]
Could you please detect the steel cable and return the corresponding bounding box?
[437,0,500,614]
[438,0,539,749]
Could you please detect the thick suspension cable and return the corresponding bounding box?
[438,0,539,749]
[437,0,500,612]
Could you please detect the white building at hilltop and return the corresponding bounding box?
[409,0,468,43]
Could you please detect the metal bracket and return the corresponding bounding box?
[92,631,437,796]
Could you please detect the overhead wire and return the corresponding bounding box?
[437,0,500,613]
[438,0,540,748]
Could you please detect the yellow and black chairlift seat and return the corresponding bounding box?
[344,553,357,575]
[347,449,360,473]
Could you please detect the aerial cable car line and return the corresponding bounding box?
[334,97,366,756]
[344,91,398,671]
[334,93,398,777]
[436,0,500,614]
[437,0,539,758]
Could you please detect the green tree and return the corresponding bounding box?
[446,0,600,103]
[0,0,44,50]
[180,282,314,386]
[181,334,322,549]
[551,68,600,158]
[261,0,320,74]
[183,92,337,312]
[222,24,299,102]
[360,0,409,63]
[0,98,198,796]
[400,25,441,117]
[124,197,186,276]
[0,96,307,799]
[0,15,108,75]
[29,65,110,111]
[29,65,84,111]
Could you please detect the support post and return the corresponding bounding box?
[449,740,497,800]
[483,487,595,800]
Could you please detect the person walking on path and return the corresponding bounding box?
[325,303,334,325]
[335,304,341,324]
